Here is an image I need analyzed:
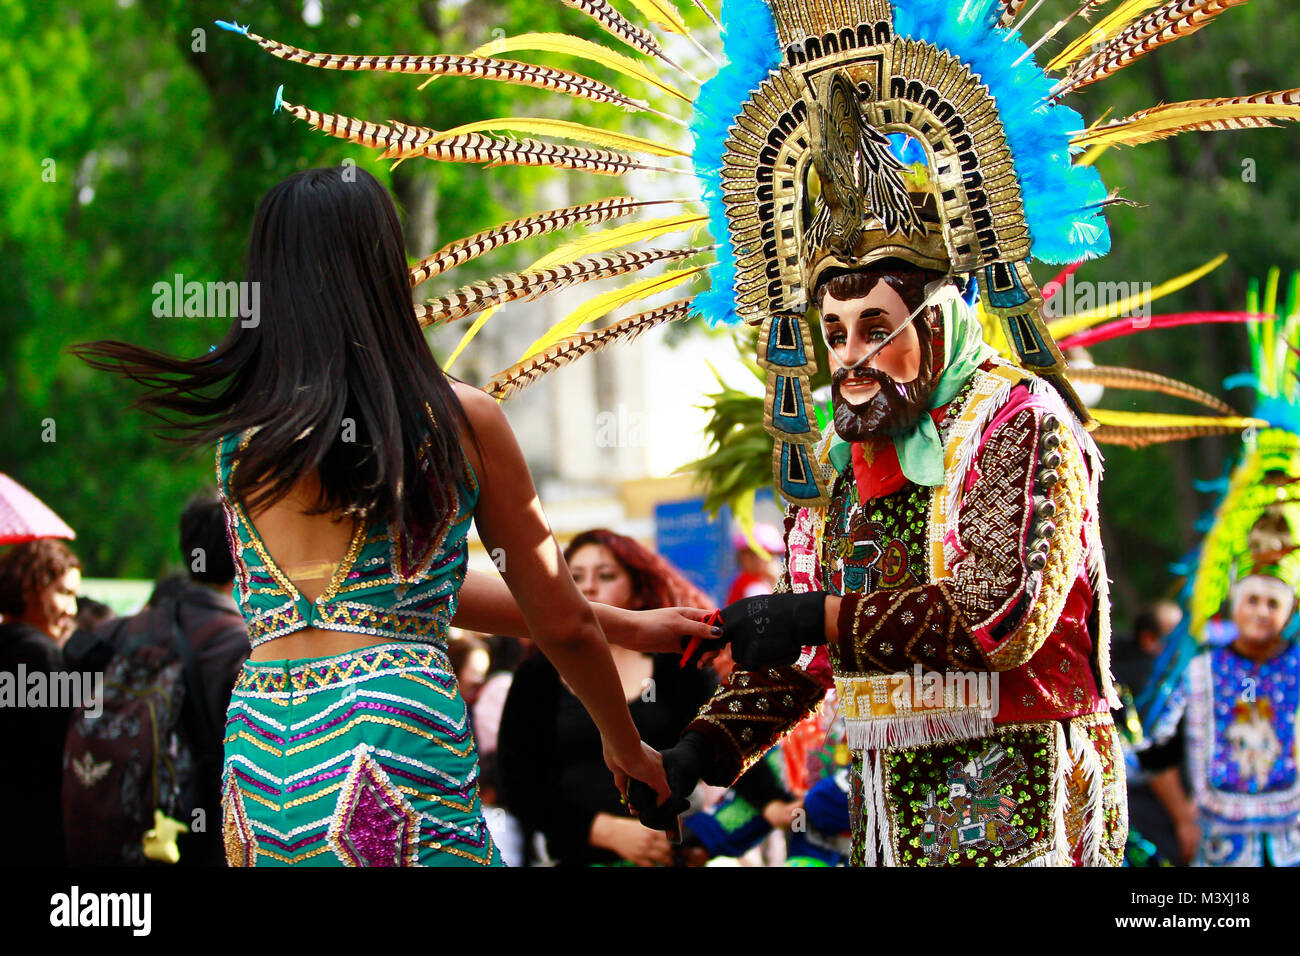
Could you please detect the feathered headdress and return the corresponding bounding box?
[216,0,1300,507]
[1138,268,1300,732]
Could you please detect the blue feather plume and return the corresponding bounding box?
[691,0,781,327]
[891,0,1110,265]
[690,0,1113,325]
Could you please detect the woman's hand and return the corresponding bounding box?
[589,813,673,867]
[603,738,671,809]
[604,605,721,656]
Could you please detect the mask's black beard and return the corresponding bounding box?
[831,366,935,441]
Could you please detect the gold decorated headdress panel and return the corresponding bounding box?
[768,0,892,56]
[720,15,1032,319]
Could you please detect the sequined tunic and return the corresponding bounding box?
[216,430,501,867]
[686,362,1128,866]
[1144,643,1300,866]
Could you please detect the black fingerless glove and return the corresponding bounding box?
[627,732,715,832]
[720,591,828,669]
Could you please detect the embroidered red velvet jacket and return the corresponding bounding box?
[687,361,1129,866]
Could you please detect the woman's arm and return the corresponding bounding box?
[453,383,667,798]
[454,570,719,653]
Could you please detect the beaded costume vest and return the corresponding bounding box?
[215,429,477,651]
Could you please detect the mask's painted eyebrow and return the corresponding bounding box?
[823,307,890,324]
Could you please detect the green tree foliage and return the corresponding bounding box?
[3,0,1299,632]
[1035,0,1300,621]
[0,0,680,579]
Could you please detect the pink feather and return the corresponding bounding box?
[1057,311,1265,351]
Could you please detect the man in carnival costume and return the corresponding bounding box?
[628,0,1300,866]
[1140,282,1300,866]
[219,0,1300,867]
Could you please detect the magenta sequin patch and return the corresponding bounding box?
[328,750,420,866]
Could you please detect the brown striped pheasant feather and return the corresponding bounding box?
[416,247,704,326]
[219,23,656,113]
[280,100,673,175]
[1091,421,1258,447]
[998,0,1029,28]
[408,197,668,287]
[1057,0,1250,95]
[1067,365,1237,414]
[1072,89,1300,148]
[486,299,696,400]
[558,0,693,77]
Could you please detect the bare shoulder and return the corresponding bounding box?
[449,381,513,480]
[450,380,504,430]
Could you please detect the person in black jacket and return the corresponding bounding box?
[499,529,716,866]
[62,490,248,866]
[0,538,82,866]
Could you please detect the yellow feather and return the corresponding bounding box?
[1075,143,1111,167]
[444,216,704,371]
[976,300,1014,361]
[436,32,687,102]
[732,489,775,561]
[520,267,703,359]
[1048,0,1161,71]
[426,117,687,157]
[444,305,501,372]
[620,0,688,35]
[1090,408,1263,430]
[1071,102,1300,149]
[1046,253,1228,338]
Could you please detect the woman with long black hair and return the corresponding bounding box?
[71,166,707,866]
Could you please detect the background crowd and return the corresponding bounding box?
[0,486,1203,867]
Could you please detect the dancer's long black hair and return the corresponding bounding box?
[71,166,475,547]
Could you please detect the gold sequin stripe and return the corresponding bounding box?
[417,836,498,865]
[225,712,475,761]
[928,364,1032,579]
[285,714,475,760]
[238,779,478,817]
[986,421,1088,670]
[835,672,994,719]
[255,844,335,865]
[232,646,455,695]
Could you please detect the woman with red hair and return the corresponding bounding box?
[0,538,83,864]
[498,529,717,866]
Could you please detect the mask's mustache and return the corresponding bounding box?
[832,366,901,394]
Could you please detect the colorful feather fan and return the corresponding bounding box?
[214,0,1300,449]
[1139,269,1300,731]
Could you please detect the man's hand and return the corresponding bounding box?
[720,592,828,669]
[627,732,715,832]
[1175,813,1202,865]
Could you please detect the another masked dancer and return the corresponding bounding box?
[1139,280,1300,866]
